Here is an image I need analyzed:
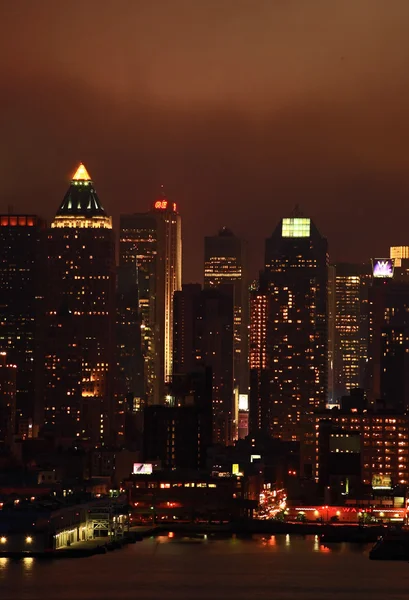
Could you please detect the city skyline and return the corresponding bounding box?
[2,161,404,285]
[2,2,409,282]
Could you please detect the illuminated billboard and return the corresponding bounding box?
[372,474,392,489]
[238,394,249,411]
[133,463,153,475]
[372,258,394,279]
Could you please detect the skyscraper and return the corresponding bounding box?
[204,228,248,397]
[263,213,328,441]
[0,214,46,438]
[328,263,371,402]
[119,191,182,404]
[43,164,116,443]
[120,212,158,402]
[173,284,234,445]
[0,352,16,446]
[368,273,409,410]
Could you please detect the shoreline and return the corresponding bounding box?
[0,521,387,559]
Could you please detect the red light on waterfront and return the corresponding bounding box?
[168,531,174,538]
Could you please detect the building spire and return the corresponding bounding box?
[291,204,303,218]
[72,163,91,182]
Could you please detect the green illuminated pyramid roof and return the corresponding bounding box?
[55,163,108,218]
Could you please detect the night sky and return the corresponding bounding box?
[1,1,409,281]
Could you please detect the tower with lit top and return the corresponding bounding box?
[263,211,328,441]
[152,189,182,387]
[44,164,116,443]
[119,187,181,405]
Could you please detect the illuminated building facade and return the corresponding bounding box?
[248,284,271,435]
[0,352,17,445]
[173,284,234,445]
[0,214,46,438]
[302,408,409,487]
[328,263,371,403]
[43,164,116,443]
[119,213,158,402]
[119,192,182,404]
[204,228,248,398]
[249,288,269,372]
[368,278,409,410]
[390,246,409,267]
[263,215,328,441]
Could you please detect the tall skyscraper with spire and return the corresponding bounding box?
[263,211,328,441]
[119,188,182,404]
[43,164,116,443]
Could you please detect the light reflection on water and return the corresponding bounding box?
[0,557,8,570]
[0,536,407,600]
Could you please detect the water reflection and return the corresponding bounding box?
[313,535,331,553]
[0,557,8,570]
[23,557,34,571]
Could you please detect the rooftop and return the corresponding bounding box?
[52,163,112,229]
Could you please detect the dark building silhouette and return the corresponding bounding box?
[119,191,182,404]
[263,213,328,441]
[43,164,116,443]
[173,284,234,445]
[328,263,372,403]
[116,262,145,434]
[143,368,212,470]
[0,352,17,445]
[368,276,409,410]
[0,214,46,438]
[204,227,249,399]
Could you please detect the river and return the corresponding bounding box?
[1,534,408,599]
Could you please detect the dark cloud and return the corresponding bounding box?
[1,0,409,280]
